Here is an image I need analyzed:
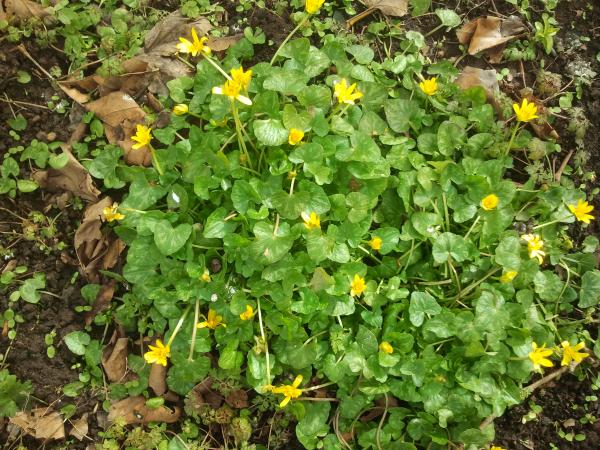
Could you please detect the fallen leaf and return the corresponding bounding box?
[85,91,151,166]
[1,0,50,21]
[225,389,248,409]
[31,144,100,202]
[149,363,167,396]
[69,413,89,441]
[457,16,526,62]
[102,238,126,271]
[58,84,90,105]
[455,66,503,115]
[74,197,111,282]
[102,336,128,382]
[10,408,65,440]
[208,34,242,52]
[363,0,408,17]
[108,396,181,424]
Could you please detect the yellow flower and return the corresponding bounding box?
[131,124,152,150]
[350,274,366,297]
[144,339,170,366]
[419,77,438,96]
[379,341,393,354]
[288,128,304,145]
[500,270,518,283]
[528,342,553,371]
[197,309,226,329]
[333,79,363,105]
[201,269,211,282]
[231,67,252,91]
[521,233,545,265]
[240,304,254,321]
[212,79,252,105]
[368,236,382,251]
[302,211,320,230]
[561,341,589,366]
[491,446,506,450]
[270,375,303,407]
[305,0,325,14]
[103,203,125,222]
[176,27,211,57]
[568,199,594,224]
[480,194,499,211]
[513,98,538,122]
[173,104,189,116]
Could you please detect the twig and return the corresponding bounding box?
[17,44,56,81]
[554,149,574,182]
[0,97,51,110]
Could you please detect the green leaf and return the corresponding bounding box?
[409,291,441,326]
[16,179,38,193]
[435,8,461,28]
[580,270,600,308]
[63,331,90,356]
[432,232,470,264]
[347,45,374,64]
[249,221,295,265]
[411,0,431,16]
[167,76,194,103]
[263,69,309,95]
[356,326,378,355]
[167,356,211,395]
[384,99,420,133]
[494,236,521,270]
[253,119,288,146]
[437,121,465,156]
[8,114,27,131]
[154,221,192,255]
[89,146,125,189]
[218,339,240,370]
[19,274,45,303]
[203,207,238,238]
[48,152,69,169]
[411,212,441,236]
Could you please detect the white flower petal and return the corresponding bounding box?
[236,94,252,106]
[212,86,223,95]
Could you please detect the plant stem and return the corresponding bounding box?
[532,216,571,230]
[270,15,309,65]
[188,299,200,361]
[357,245,383,264]
[504,124,519,156]
[257,298,271,387]
[166,305,191,348]
[202,54,232,80]
[464,215,480,240]
[231,104,253,169]
[148,144,164,176]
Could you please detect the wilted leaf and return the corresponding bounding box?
[69,413,89,441]
[85,92,150,166]
[225,389,248,409]
[363,0,408,17]
[32,144,100,202]
[74,197,112,282]
[108,396,181,424]
[102,337,128,382]
[208,34,242,52]
[149,363,167,396]
[455,66,503,114]
[1,0,50,21]
[457,16,526,62]
[10,408,65,440]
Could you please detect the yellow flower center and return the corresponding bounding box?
[379,341,393,354]
[480,194,499,211]
[419,78,438,96]
[350,274,366,297]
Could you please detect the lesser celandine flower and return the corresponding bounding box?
[379,341,393,354]
[305,0,324,14]
[103,203,124,222]
[561,341,589,366]
[144,339,170,366]
[302,212,320,230]
[568,199,594,224]
[500,270,518,283]
[197,309,226,329]
[288,128,304,145]
[350,274,366,297]
[369,236,382,251]
[419,77,438,96]
[240,305,254,321]
[173,104,189,116]
[176,27,211,56]
[480,194,499,211]
[333,79,363,105]
[521,233,545,264]
[131,124,152,149]
[201,269,211,282]
[231,67,252,91]
[528,342,553,371]
[212,79,252,105]
[491,446,506,450]
[270,375,303,407]
[513,98,538,122]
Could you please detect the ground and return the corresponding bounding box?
[0,0,599,448]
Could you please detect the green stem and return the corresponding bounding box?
[188,299,200,361]
[270,15,309,65]
[257,298,271,387]
[532,216,571,230]
[358,245,383,264]
[148,144,164,176]
[166,305,192,348]
[231,104,253,170]
[464,215,481,240]
[504,124,519,156]
[202,54,231,80]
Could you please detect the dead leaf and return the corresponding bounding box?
[10,408,65,440]
[85,280,116,325]
[102,238,125,270]
[108,396,181,424]
[85,91,150,166]
[1,0,50,21]
[31,144,100,202]
[69,413,89,441]
[363,0,408,17]
[149,363,167,396]
[74,197,111,282]
[225,389,248,409]
[208,34,242,52]
[455,66,503,115]
[457,16,526,62]
[58,84,90,105]
[102,336,128,382]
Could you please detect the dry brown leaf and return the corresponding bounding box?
[85,280,115,325]
[455,66,504,115]
[102,238,126,270]
[1,0,50,21]
[363,0,408,17]
[108,396,181,424]
[31,144,100,202]
[457,16,526,62]
[225,389,248,409]
[149,363,167,396]
[208,34,242,52]
[69,413,89,441]
[10,408,65,440]
[74,197,111,282]
[58,84,90,105]
[102,336,128,382]
[85,91,151,166]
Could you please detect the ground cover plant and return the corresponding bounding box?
[1,0,599,449]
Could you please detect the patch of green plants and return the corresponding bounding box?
[64,1,600,447]
[0,369,32,418]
